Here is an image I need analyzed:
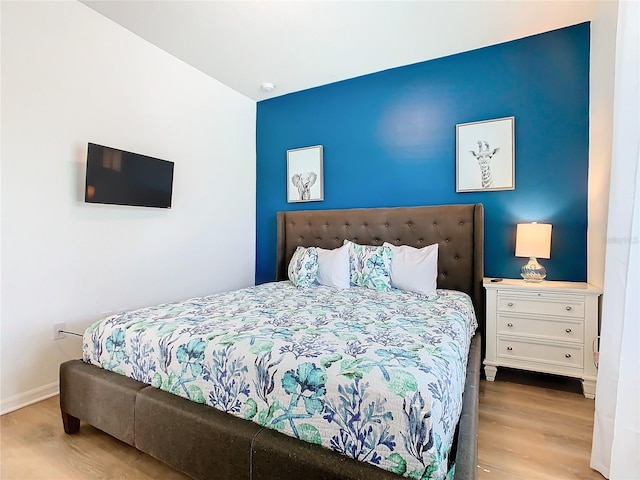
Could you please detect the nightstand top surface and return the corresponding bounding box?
[483,277,602,294]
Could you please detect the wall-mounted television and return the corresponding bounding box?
[85,143,174,209]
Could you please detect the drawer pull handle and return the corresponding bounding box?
[507,346,513,351]
[566,306,572,311]
[565,328,572,333]
[507,323,513,327]
[507,302,514,307]
[565,353,572,358]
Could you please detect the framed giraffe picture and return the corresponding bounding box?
[456,116,515,192]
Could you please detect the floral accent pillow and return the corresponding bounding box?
[288,246,319,287]
[343,240,392,291]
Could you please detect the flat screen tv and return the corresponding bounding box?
[85,143,174,208]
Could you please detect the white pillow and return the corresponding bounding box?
[316,244,350,289]
[383,242,438,295]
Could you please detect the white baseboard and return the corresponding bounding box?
[1,381,59,415]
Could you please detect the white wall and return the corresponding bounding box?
[588,0,619,289]
[0,1,256,413]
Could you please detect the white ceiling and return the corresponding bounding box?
[83,0,598,101]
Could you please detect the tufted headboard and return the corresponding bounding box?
[275,204,485,332]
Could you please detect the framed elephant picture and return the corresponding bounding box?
[456,116,515,192]
[287,145,324,203]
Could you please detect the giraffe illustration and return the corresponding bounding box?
[470,141,500,188]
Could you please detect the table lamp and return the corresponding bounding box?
[515,222,552,282]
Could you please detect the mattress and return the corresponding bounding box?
[83,282,477,480]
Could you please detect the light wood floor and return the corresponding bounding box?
[1,371,604,480]
[477,369,603,480]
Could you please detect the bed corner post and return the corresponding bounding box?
[473,204,485,334]
[275,212,286,281]
[61,410,80,434]
[60,360,81,434]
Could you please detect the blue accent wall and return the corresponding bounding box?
[256,23,590,284]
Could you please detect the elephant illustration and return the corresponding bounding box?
[291,172,317,200]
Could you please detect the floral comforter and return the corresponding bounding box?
[83,282,477,480]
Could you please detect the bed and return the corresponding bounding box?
[60,203,484,480]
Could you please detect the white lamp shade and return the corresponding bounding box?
[515,222,552,259]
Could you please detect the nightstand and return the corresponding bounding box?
[483,278,602,398]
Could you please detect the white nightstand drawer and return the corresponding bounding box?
[497,295,584,318]
[497,314,583,343]
[497,338,584,368]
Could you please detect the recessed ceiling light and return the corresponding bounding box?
[261,82,276,93]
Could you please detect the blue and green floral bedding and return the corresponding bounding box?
[83,282,477,480]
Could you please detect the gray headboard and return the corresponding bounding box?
[275,204,484,332]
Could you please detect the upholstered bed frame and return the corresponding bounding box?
[60,203,484,480]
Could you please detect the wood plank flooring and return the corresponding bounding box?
[1,371,604,480]
[477,369,603,480]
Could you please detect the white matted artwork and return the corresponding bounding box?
[456,116,515,192]
[287,145,324,203]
